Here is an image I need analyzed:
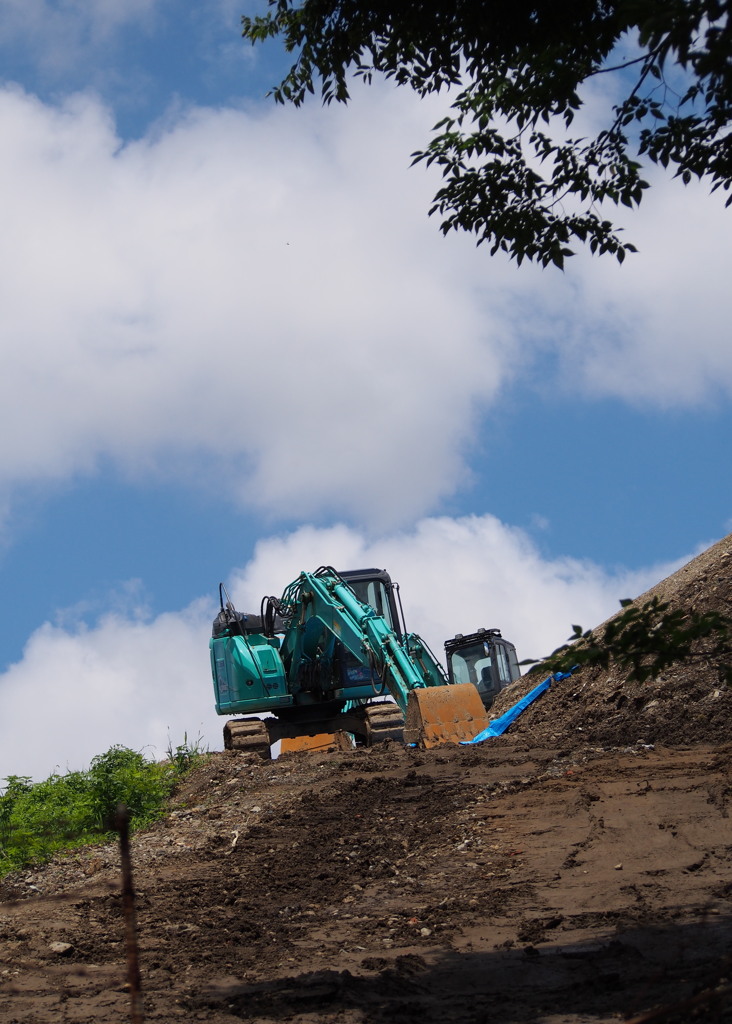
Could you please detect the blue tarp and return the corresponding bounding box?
[460,669,576,745]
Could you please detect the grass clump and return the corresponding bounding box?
[0,737,206,878]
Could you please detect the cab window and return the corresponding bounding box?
[450,641,492,688]
[494,644,512,686]
[347,579,394,630]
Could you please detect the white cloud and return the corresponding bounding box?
[0,1,259,121]
[0,600,218,784]
[558,174,732,406]
[1,514,685,783]
[0,79,729,534]
[0,0,162,71]
[0,84,517,527]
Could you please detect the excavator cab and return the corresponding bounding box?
[444,629,521,710]
[338,568,403,635]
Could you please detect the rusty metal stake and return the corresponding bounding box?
[115,803,144,1024]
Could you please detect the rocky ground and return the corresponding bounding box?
[1,535,732,1024]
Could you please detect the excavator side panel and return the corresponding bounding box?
[211,634,292,715]
[403,683,490,748]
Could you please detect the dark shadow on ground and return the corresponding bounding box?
[188,912,732,1023]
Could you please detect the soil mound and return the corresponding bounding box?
[492,532,732,750]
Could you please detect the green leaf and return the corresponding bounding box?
[240,0,732,266]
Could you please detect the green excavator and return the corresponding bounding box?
[209,565,520,757]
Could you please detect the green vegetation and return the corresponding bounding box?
[242,0,731,267]
[0,738,206,878]
[523,596,732,684]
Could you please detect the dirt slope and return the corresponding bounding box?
[493,531,732,749]
[1,535,732,1024]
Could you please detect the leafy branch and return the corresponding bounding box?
[522,596,732,685]
[241,0,732,267]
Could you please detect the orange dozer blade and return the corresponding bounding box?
[280,731,353,754]
[403,684,490,748]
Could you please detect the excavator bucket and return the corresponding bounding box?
[403,683,491,748]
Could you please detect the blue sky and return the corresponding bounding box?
[0,1,730,780]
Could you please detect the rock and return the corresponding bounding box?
[49,942,73,956]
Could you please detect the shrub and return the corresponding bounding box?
[0,739,204,878]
